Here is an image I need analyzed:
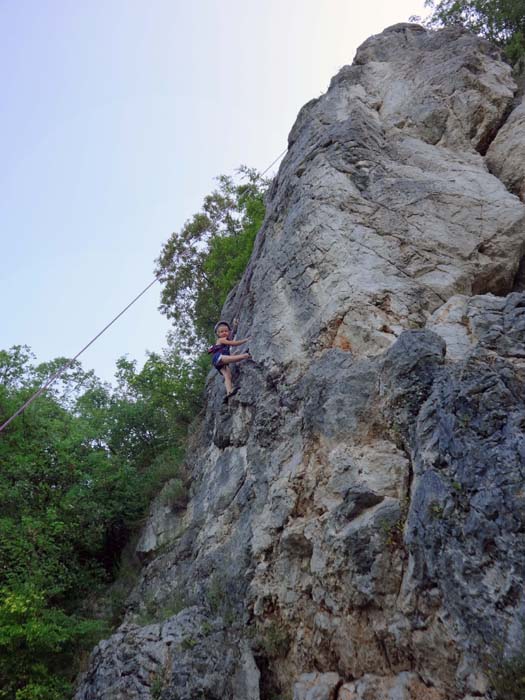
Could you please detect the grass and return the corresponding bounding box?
[257,621,291,659]
[487,640,525,700]
[206,572,234,622]
[136,589,190,625]
[180,636,198,651]
[381,496,410,551]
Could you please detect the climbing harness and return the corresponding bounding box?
[208,320,237,372]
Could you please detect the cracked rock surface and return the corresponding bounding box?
[486,62,525,202]
[76,24,525,700]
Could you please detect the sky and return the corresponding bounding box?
[1,0,428,385]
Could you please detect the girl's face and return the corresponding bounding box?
[217,325,230,338]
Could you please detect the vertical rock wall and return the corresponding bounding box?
[76,24,525,700]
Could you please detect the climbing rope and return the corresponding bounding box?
[0,277,159,434]
[0,147,288,434]
[260,147,287,177]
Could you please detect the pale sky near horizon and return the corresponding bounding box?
[1,0,428,385]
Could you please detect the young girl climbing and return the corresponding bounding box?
[208,319,252,400]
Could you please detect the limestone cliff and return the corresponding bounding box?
[76,24,525,700]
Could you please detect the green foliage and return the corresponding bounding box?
[151,674,165,700]
[422,0,525,61]
[92,346,207,471]
[200,620,213,636]
[487,633,525,700]
[180,636,198,651]
[0,164,264,697]
[0,343,200,698]
[204,573,236,626]
[156,166,268,349]
[429,502,445,519]
[160,478,188,510]
[149,650,173,700]
[136,590,189,626]
[206,574,226,616]
[0,352,138,600]
[257,621,291,659]
[98,542,142,628]
[0,586,106,700]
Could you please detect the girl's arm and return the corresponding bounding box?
[228,321,238,342]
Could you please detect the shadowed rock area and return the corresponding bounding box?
[75,23,525,700]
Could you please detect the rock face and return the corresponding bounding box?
[75,24,525,700]
[486,61,525,202]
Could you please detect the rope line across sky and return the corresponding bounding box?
[0,147,288,434]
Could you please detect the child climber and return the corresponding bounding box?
[208,318,251,400]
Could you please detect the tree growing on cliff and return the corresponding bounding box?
[155,166,268,351]
[422,0,525,61]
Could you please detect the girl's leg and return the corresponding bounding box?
[220,366,234,394]
[219,353,251,365]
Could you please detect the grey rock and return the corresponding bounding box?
[486,92,525,201]
[338,671,448,699]
[75,609,260,700]
[293,672,341,700]
[428,292,525,360]
[247,24,523,369]
[351,24,514,152]
[76,24,525,700]
[379,330,446,441]
[404,334,525,657]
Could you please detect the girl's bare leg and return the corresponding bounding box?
[219,353,251,365]
[220,366,233,394]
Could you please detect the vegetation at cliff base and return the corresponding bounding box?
[0,166,266,699]
[422,0,525,61]
[486,632,525,700]
[0,345,202,699]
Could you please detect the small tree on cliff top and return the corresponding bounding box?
[422,0,525,62]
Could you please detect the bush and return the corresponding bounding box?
[257,621,291,659]
[0,586,107,700]
[422,0,525,62]
[0,164,266,697]
[160,479,188,510]
[488,641,525,699]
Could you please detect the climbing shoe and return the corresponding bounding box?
[224,387,240,403]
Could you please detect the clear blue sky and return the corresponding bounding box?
[1,0,427,384]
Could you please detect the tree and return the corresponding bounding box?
[0,163,268,697]
[0,343,201,698]
[94,347,207,470]
[155,166,268,350]
[422,0,525,62]
[0,586,105,700]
